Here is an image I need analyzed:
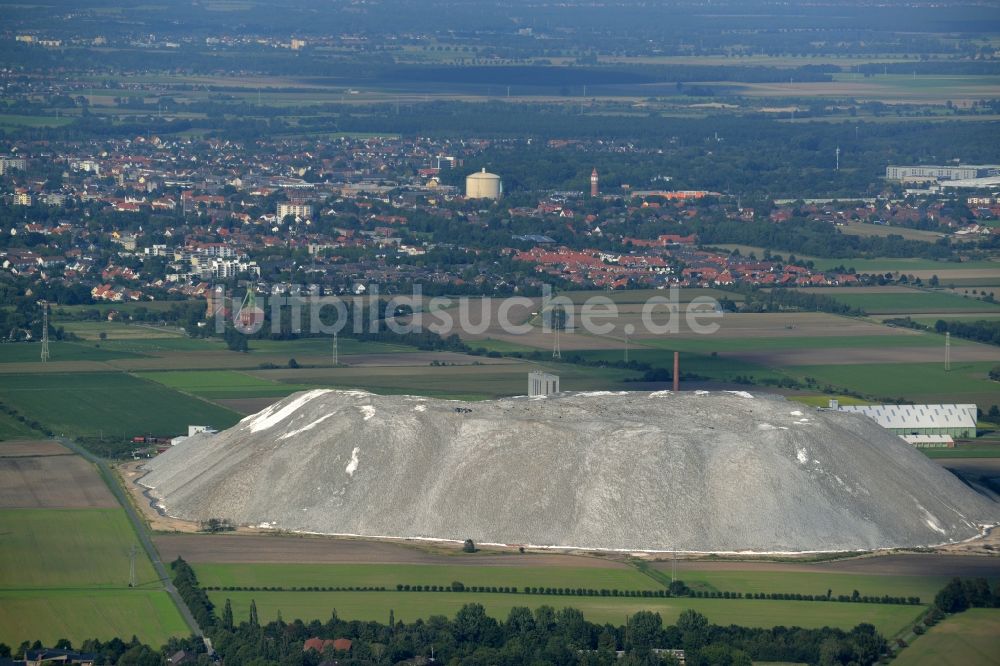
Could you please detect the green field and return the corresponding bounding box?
[0,113,74,130]
[468,339,540,353]
[101,336,228,352]
[137,370,318,400]
[560,288,743,305]
[637,333,951,354]
[194,563,657,592]
[211,591,924,636]
[0,372,241,437]
[574,348,787,384]
[783,362,999,406]
[0,412,42,440]
[53,301,189,317]
[0,589,189,647]
[247,338,419,356]
[809,258,1000,274]
[60,321,191,341]
[894,609,1000,666]
[709,246,999,275]
[824,292,1000,314]
[0,509,158,589]
[676,570,946,604]
[923,447,1000,459]
[0,508,189,646]
[0,341,145,363]
[790,395,871,408]
[254,362,639,400]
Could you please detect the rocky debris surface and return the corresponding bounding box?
[140,389,999,553]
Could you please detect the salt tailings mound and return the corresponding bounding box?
[140,390,998,553]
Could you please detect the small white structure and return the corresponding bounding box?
[171,425,218,446]
[836,404,977,439]
[528,371,560,397]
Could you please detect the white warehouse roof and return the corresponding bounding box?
[837,404,977,431]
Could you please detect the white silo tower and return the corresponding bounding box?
[465,168,502,200]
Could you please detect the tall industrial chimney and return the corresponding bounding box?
[673,352,679,392]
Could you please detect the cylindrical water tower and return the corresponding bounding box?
[465,168,502,200]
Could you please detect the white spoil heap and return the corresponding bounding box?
[140,389,999,553]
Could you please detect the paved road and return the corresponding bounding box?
[58,438,204,638]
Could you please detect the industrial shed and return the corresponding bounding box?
[836,404,978,440]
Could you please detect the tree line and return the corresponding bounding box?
[10,568,998,665]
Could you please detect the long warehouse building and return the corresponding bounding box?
[836,403,977,441]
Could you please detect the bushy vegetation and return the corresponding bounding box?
[934,319,1000,347]
[170,558,215,632]
[739,288,865,316]
[200,581,921,606]
[932,577,1000,614]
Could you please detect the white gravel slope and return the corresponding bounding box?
[139,390,999,553]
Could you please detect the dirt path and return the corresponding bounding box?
[152,533,630,568]
[654,553,1000,577]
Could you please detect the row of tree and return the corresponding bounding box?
[13,569,995,665]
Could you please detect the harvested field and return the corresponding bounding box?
[0,454,117,509]
[153,533,627,567]
[0,361,122,374]
[909,268,1000,281]
[663,554,1000,578]
[0,440,71,457]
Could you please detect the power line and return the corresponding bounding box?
[40,300,49,362]
[128,544,137,588]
